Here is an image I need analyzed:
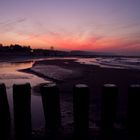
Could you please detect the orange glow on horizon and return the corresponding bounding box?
[1,32,140,54]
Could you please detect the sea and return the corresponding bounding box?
[76,56,140,69]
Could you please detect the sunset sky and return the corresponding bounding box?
[0,0,140,55]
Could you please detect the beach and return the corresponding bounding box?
[22,58,140,130]
[0,57,140,139]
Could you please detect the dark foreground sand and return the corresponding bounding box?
[25,59,140,119]
[23,58,140,139]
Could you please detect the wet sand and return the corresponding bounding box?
[23,59,140,124]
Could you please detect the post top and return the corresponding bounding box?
[104,84,117,88]
[130,84,140,88]
[43,83,56,88]
[13,82,30,85]
[0,83,5,86]
[75,84,88,88]
[13,83,31,88]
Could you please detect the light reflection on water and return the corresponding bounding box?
[0,61,49,88]
[0,61,50,129]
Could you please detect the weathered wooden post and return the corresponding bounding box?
[101,84,118,139]
[13,83,31,139]
[0,83,11,139]
[128,84,140,137]
[73,84,89,137]
[41,83,61,133]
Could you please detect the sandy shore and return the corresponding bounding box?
[18,58,140,140]
[22,59,140,122]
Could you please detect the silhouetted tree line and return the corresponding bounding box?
[0,44,31,52]
[32,48,69,57]
[0,44,70,57]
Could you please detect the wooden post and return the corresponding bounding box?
[13,83,31,139]
[128,84,140,137]
[73,84,89,136]
[0,83,11,139]
[101,84,118,139]
[41,83,61,133]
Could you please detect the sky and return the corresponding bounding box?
[0,0,140,55]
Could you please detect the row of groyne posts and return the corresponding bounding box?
[0,83,140,140]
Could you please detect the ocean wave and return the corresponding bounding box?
[76,57,140,70]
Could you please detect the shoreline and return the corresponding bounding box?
[19,68,61,83]
[21,59,140,118]
[1,58,140,138]
[25,58,140,84]
[16,58,140,125]
[21,59,140,95]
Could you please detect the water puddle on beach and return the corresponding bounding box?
[0,61,50,129]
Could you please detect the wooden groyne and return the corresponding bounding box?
[0,82,139,139]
